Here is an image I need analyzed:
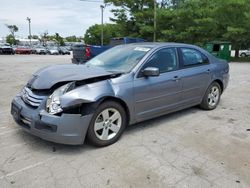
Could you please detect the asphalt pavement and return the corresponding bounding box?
[0,55,249,187]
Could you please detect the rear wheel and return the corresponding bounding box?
[87,101,127,147]
[241,53,247,57]
[200,82,221,110]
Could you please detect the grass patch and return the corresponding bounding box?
[230,57,250,62]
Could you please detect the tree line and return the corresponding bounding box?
[4,25,82,46]
[84,0,250,57]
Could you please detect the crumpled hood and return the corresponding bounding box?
[27,64,116,90]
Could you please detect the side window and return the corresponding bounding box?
[142,48,177,74]
[180,48,208,67]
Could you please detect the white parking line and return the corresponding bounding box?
[0,157,56,180]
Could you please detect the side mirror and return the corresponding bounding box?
[142,67,160,77]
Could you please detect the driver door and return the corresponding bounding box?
[133,47,182,121]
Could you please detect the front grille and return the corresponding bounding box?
[21,87,46,107]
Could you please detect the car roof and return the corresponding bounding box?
[122,42,201,49]
[122,42,213,59]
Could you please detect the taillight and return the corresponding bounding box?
[85,47,90,58]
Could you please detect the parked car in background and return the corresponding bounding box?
[12,45,17,52]
[58,47,70,55]
[72,37,146,64]
[11,43,229,146]
[47,47,59,55]
[34,46,47,55]
[240,49,250,57]
[15,46,32,54]
[0,43,15,54]
[65,46,72,51]
[31,46,37,54]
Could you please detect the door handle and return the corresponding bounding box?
[172,76,180,81]
[206,69,211,74]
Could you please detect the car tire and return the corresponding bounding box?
[86,101,127,147]
[240,53,247,57]
[200,82,221,110]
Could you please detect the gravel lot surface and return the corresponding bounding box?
[0,55,249,188]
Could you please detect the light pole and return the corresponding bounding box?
[153,0,156,42]
[26,17,31,46]
[100,5,105,46]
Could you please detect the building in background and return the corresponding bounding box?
[17,38,39,46]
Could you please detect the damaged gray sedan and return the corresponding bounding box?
[11,43,229,146]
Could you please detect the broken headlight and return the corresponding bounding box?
[46,82,74,115]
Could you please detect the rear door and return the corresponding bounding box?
[178,47,212,105]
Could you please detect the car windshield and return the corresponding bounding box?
[85,45,151,73]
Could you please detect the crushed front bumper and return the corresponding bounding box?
[11,96,93,145]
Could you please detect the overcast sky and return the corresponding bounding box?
[0,0,114,38]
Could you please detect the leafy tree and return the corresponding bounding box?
[40,32,65,46]
[214,0,250,56]
[54,33,65,46]
[6,24,18,37]
[84,0,250,56]
[40,31,49,46]
[5,24,19,45]
[6,34,16,45]
[105,0,155,40]
[158,0,218,45]
[84,24,122,45]
[65,36,81,42]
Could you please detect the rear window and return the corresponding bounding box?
[180,48,209,66]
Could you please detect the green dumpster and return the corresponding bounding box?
[204,41,231,61]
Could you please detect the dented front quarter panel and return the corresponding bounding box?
[60,80,115,107]
[59,74,136,124]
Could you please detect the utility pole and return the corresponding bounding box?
[153,0,156,42]
[26,17,31,46]
[100,5,104,46]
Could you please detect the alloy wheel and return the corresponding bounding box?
[94,108,122,141]
[208,86,220,107]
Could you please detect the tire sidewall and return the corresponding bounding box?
[202,82,221,110]
[241,53,246,57]
[87,101,127,147]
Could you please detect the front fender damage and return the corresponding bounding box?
[59,80,115,110]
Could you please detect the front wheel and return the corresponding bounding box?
[200,82,221,110]
[86,101,127,147]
